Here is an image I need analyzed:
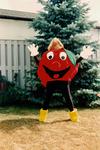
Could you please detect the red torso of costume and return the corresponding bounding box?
[37,48,79,87]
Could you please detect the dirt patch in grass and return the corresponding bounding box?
[0,108,100,150]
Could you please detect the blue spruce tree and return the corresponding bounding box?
[26,0,99,107]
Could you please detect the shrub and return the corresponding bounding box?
[73,89,97,107]
[89,99,100,108]
[0,75,26,106]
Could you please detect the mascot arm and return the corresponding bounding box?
[76,46,94,64]
[34,56,40,66]
[80,46,93,59]
[76,56,83,64]
[28,44,40,66]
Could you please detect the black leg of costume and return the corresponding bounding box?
[42,85,52,110]
[63,82,74,111]
[42,81,74,111]
[42,93,51,110]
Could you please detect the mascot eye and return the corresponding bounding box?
[47,51,54,60]
[59,52,67,60]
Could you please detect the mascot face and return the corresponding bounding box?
[37,48,78,87]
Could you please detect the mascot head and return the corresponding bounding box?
[37,38,78,87]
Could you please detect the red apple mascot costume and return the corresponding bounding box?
[28,38,93,122]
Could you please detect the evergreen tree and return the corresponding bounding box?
[27,0,99,107]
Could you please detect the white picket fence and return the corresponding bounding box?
[0,40,30,88]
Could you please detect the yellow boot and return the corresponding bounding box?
[69,109,78,122]
[39,108,48,122]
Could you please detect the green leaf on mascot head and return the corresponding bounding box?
[65,49,76,65]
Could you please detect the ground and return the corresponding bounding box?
[0,107,99,150]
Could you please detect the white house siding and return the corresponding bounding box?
[90,28,100,61]
[89,28,100,77]
[0,19,34,40]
